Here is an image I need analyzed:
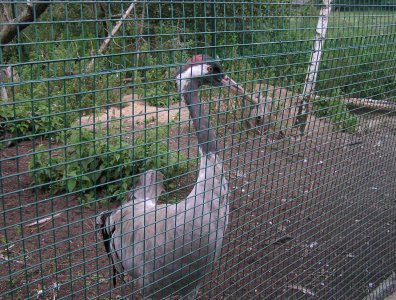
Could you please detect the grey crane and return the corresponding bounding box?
[96,54,242,299]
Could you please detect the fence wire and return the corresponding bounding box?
[1,1,395,299]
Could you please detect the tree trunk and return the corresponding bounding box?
[1,3,12,23]
[86,1,138,72]
[0,69,8,102]
[294,0,332,135]
[0,1,51,45]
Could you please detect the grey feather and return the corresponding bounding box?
[97,56,231,299]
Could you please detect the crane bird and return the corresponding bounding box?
[96,55,243,299]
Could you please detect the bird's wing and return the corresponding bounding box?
[95,211,121,286]
[96,170,165,286]
[130,170,165,205]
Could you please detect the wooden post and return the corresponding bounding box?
[294,0,332,135]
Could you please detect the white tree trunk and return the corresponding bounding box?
[0,69,8,102]
[294,0,332,135]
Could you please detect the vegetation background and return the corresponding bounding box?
[0,0,395,203]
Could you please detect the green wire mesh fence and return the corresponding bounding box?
[1,0,395,299]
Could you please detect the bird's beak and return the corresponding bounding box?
[221,75,245,96]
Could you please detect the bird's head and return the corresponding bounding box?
[175,54,243,95]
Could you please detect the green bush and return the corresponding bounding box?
[313,97,359,132]
[29,126,190,204]
[133,34,193,107]
[1,54,123,141]
[0,100,75,140]
[7,58,122,107]
[317,34,396,100]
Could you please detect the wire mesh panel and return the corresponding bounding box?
[1,1,395,299]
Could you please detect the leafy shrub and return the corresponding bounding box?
[7,58,122,108]
[29,126,190,204]
[1,54,123,141]
[134,34,193,107]
[0,100,76,140]
[317,32,396,101]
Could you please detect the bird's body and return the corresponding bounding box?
[97,55,241,299]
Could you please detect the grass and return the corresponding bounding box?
[2,7,394,146]
[289,10,396,101]
[278,10,396,131]
[321,11,396,99]
[28,126,190,204]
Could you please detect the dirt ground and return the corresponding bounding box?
[0,104,395,299]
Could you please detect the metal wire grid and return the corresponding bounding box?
[1,1,395,299]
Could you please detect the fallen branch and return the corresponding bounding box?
[345,140,363,146]
[271,235,293,245]
[86,0,138,72]
[286,284,316,297]
[0,244,23,264]
[25,213,62,228]
[341,98,396,112]
[0,253,23,264]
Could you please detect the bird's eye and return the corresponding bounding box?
[207,66,213,72]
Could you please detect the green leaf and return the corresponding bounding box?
[67,178,77,192]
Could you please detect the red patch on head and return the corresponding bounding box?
[188,55,205,63]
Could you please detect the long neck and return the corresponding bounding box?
[182,79,217,155]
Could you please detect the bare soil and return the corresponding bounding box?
[0,106,395,299]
